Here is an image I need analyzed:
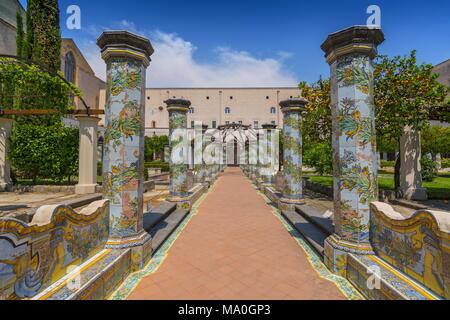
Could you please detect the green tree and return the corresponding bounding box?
[23,0,34,60]
[374,50,449,189]
[421,126,450,155]
[29,0,61,72]
[16,11,24,58]
[299,78,332,174]
[145,135,169,161]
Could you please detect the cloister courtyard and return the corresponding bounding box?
[1,0,450,306]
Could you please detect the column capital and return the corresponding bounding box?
[97,30,154,67]
[165,98,191,113]
[261,123,277,130]
[321,25,384,64]
[0,117,14,125]
[75,115,101,124]
[279,98,308,113]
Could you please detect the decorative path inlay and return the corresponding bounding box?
[113,168,361,300]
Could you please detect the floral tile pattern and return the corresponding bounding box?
[330,53,378,243]
[281,111,303,200]
[103,58,146,239]
[0,201,109,299]
[168,109,189,198]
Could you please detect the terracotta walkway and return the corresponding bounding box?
[128,168,346,300]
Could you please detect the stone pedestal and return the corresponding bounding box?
[75,116,100,194]
[0,118,13,191]
[321,26,384,276]
[278,99,307,211]
[97,30,154,270]
[166,98,191,209]
[400,126,427,200]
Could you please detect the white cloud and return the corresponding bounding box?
[80,21,298,87]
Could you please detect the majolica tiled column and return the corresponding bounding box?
[279,99,307,211]
[98,31,154,269]
[196,124,209,185]
[261,124,277,186]
[204,131,214,183]
[166,98,191,209]
[248,130,257,180]
[255,131,262,183]
[321,26,384,275]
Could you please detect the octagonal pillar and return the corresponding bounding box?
[279,98,307,211]
[166,98,191,208]
[321,26,384,276]
[98,31,154,270]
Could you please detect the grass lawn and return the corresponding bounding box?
[308,172,450,200]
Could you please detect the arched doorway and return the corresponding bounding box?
[218,123,250,166]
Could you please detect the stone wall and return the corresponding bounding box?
[0,0,25,56]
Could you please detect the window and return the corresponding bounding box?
[151,121,156,128]
[224,107,231,114]
[230,96,233,100]
[206,96,210,100]
[212,120,217,128]
[147,96,150,100]
[266,96,269,99]
[191,120,195,128]
[270,107,276,114]
[64,52,76,83]
[253,121,259,129]
[271,120,276,125]
[238,120,243,124]
[225,121,230,125]
[189,107,195,114]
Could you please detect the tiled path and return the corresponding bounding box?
[128,167,346,300]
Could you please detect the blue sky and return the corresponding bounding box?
[19,0,450,87]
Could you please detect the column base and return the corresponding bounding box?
[75,183,98,194]
[0,182,11,192]
[106,231,152,271]
[401,187,428,201]
[324,234,374,277]
[259,182,272,192]
[167,195,192,210]
[278,197,305,212]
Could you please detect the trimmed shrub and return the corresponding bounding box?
[441,158,450,169]
[303,142,333,175]
[421,156,438,182]
[380,160,395,168]
[10,122,79,183]
[144,161,170,173]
